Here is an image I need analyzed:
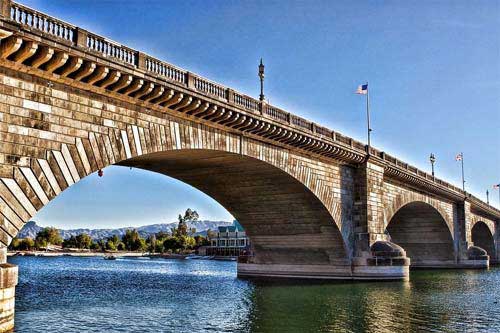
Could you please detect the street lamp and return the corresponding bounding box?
[486,190,489,205]
[258,58,265,102]
[429,153,436,177]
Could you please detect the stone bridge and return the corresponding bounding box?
[0,1,498,330]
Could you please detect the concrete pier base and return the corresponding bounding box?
[0,264,17,333]
[410,259,489,269]
[237,262,409,281]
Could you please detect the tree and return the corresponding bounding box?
[62,235,77,248]
[105,240,117,251]
[76,233,92,249]
[207,229,217,240]
[147,234,157,253]
[8,238,20,251]
[154,240,164,253]
[116,242,126,251]
[35,227,62,249]
[90,242,100,250]
[122,229,141,251]
[194,235,209,247]
[21,238,35,250]
[163,237,181,252]
[9,237,35,251]
[176,208,199,237]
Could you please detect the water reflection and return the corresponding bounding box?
[8,256,500,333]
[247,269,500,332]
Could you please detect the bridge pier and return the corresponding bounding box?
[0,248,17,333]
[455,202,490,269]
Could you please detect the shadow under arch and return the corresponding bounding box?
[385,201,455,267]
[113,149,349,266]
[471,221,495,260]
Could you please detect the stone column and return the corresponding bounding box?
[0,247,17,332]
[352,158,409,280]
[455,201,489,268]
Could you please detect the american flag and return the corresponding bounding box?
[494,184,500,189]
[455,153,463,161]
[356,84,368,95]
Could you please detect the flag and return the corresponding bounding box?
[494,184,500,189]
[356,84,368,95]
[455,153,463,161]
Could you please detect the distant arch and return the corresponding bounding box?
[471,221,495,260]
[384,193,453,234]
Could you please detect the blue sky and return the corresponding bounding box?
[23,0,499,228]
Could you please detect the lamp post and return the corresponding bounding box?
[486,190,489,205]
[429,153,436,177]
[258,58,265,102]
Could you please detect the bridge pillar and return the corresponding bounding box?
[455,201,489,268]
[496,220,500,265]
[352,159,410,280]
[0,247,17,332]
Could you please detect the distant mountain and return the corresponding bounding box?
[18,220,232,240]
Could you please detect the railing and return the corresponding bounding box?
[264,105,289,123]
[5,0,499,215]
[351,139,365,151]
[193,76,226,99]
[314,125,333,138]
[145,56,186,84]
[234,92,259,112]
[335,133,351,146]
[290,115,311,131]
[10,2,75,42]
[86,33,136,66]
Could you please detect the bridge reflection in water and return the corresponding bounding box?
[248,269,500,332]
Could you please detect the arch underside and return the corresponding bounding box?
[117,149,348,265]
[386,202,455,267]
[471,222,495,260]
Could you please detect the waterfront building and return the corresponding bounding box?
[207,221,250,256]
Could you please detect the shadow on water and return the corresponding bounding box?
[8,256,500,333]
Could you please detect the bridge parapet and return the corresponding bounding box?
[0,0,498,219]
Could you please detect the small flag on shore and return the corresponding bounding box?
[455,153,463,161]
[356,84,368,95]
[494,184,500,189]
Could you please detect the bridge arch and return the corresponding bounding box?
[385,200,455,267]
[470,221,495,260]
[0,128,351,266]
[384,193,454,233]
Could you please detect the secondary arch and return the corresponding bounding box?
[385,201,455,267]
[471,221,495,260]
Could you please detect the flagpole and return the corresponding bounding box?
[497,184,500,208]
[366,81,371,149]
[461,153,465,191]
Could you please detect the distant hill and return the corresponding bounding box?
[18,220,232,240]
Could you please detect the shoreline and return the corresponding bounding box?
[8,251,145,257]
[8,251,238,261]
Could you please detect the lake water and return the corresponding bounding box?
[8,256,500,332]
